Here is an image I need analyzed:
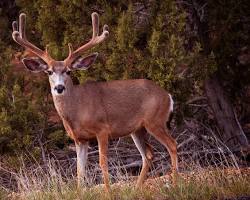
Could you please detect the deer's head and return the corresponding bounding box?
[12,13,109,96]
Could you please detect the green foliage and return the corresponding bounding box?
[0,55,46,153]
[147,2,188,90]
[0,1,67,155]
[105,4,143,80]
[206,0,250,95]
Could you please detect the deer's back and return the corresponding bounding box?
[97,79,171,137]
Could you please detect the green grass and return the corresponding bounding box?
[160,169,250,200]
[5,168,250,200]
[0,188,8,200]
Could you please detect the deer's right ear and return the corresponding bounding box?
[22,58,48,73]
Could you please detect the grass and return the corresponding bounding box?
[160,171,250,200]
[1,149,249,200]
[1,165,249,200]
[0,188,8,200]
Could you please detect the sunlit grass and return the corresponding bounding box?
[4,166,250,200]
[0,188,8,200]
[1,154,249,200]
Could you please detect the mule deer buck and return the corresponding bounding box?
[12,12,178,191]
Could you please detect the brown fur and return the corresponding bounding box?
[53,79,170,142]
[52,78,178,190]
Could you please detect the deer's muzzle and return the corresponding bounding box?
[55,85,65,94]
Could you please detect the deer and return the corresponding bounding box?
[12,12,178,191]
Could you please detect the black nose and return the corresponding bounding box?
[55,85,65,94]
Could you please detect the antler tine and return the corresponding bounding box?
[12,21,18,32]
[68,43,73,55]
[96,24,109,43]
[19,13,26,39]
[92,12,99,38]
[65,12,109,66]
[12,13,54,64]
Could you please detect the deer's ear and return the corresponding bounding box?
[22,57,48,73]
[71,53,98,70]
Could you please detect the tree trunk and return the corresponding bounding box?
[205,74,249,152]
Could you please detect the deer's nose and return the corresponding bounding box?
[55,85,65,94]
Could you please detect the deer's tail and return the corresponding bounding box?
[166,94,174,130]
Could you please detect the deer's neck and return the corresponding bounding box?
[52,81,75,120]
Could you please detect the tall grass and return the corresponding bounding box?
[1,157,249,200]
[1,128,249,199]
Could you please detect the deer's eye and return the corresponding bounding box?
[66,70,71,75]
[47,70,53,75]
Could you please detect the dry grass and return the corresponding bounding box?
[1,159,249,200]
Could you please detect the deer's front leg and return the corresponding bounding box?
[96,134,110,191]
[75,141,88,187]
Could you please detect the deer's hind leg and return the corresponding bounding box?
[131,127,153,188]
[145,123,178,175]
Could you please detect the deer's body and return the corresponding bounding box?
[12,12,178,191]
[53,79,172,142]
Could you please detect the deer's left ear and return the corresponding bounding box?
[71,53,98,70]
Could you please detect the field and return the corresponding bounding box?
[1,126,250,200]
[1,140,250,200]
[1,165,250,200]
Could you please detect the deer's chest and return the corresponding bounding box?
[53,95,109,142]
[58,107,109,142]
[62,116,109,143]
[62,119,89,142]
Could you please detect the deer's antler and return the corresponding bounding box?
[64,12,109,66]
[12,13,54,65]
